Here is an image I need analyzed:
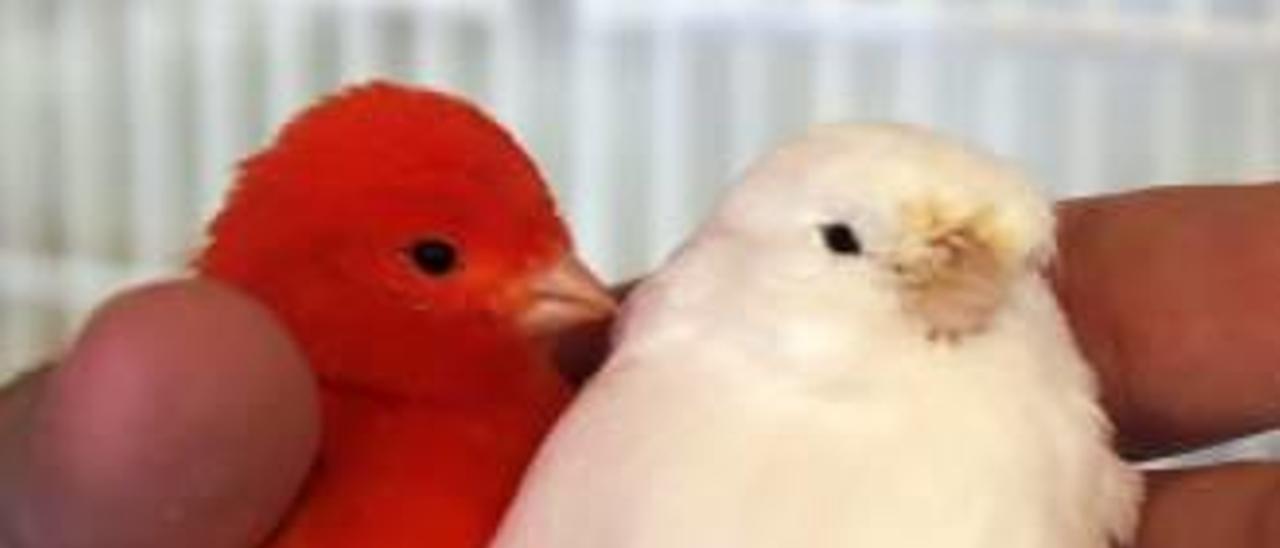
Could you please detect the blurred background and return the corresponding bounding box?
[1,0,1277,457]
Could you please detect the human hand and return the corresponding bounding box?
[0,275,610,548]
[0,280,319,548]
[1054,183,1280,547]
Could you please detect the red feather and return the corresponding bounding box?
[197,81,577,547]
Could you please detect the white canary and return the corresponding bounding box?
[492,123,1142,548]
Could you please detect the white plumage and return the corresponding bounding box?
[492,123,1141,548]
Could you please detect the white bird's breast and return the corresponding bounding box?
[493,281,1130,548]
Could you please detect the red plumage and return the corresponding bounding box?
[197,81,607,547]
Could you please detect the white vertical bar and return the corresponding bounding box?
[194,0,245,219]
[648,8,690,265]
[57,0,111,319]
[567,23,615,279]
[1242,67,1278,179]
[126,1,182,269]
[0,0,29,251]
[488,2,531,135]
[1083,0,1111,18]
[811,27,853,123]
[727,28,771,173]
[1065,0,1110,196]
[264,0,314,129]
[1173,0,1209,31]
[1248,0,1278,180]
[979,52,1020,158]
[994,0,1030,13]
[1150,59,1191,185]
[338,0,383,82]
[1270,0,1280,187]
[0,0,40,374]
[413,4,463,90]
[892,39,936,125]
[1169,0,1207,198]
[892,0,937,125]
[1064,57,1105,196]
[982,1,1026,156]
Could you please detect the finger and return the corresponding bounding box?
[1137,463,1280,548]
[0,365,48,441]
[1053,183,1280,459]
[0,279,319,548]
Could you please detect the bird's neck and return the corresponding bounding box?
[316,380,567,462]
[297,308,571,465]
[299,306,567,405]
[274,386,568,546]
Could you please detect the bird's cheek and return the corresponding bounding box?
[891,232,1011,342]
[343,247,438,311]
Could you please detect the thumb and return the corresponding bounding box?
[1,279,318,548]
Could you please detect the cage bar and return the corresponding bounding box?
[192,0,246,217]
[647,7,693,266]
[337,0,385,82]
[727,27,773,172]
[487,2,533,136]
[126,1,184,271]
[264,0,315,128]
[567,23,616,278]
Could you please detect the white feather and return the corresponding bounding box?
[493,123,1141,548]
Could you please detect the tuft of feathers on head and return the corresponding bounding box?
[191,81,582,400]
[196,80,567,280]
[719,122,1057,273]
[217,80,553,221]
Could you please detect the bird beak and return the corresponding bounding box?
[890,225,1010,342]
[520,255,617,338]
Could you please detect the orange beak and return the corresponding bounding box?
[520,255,617,337]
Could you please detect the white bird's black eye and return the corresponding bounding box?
[820,223,862,256]
[408,239,459,276]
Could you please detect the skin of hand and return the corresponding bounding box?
[0,280,319,548]
[0,183,1277,547]
[1053,183,1280,547]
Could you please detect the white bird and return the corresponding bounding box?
[491,123,1142,548]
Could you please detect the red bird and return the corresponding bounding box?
[196,81,615,547]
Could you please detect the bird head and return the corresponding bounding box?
[706,123,1053,343]
[196,82,615,400]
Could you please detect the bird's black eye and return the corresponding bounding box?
[820,223,862,256]
[408,239,459,276]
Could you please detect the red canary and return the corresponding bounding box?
[197,81,615,547]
